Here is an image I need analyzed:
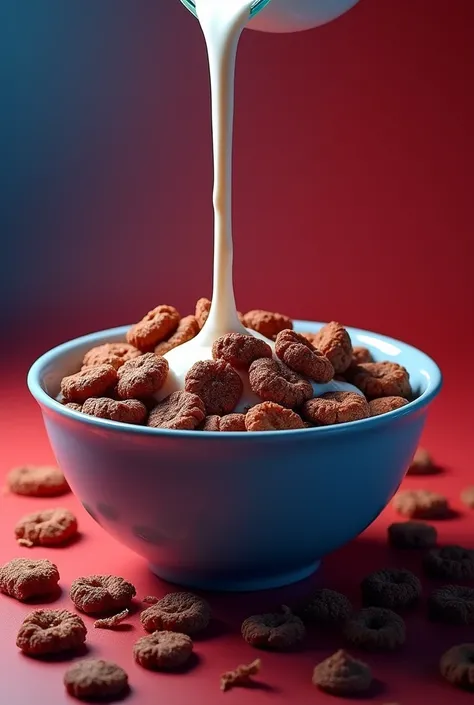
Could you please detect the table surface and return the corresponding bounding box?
[1,355,473,705]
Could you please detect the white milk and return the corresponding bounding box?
[158,0,359,410]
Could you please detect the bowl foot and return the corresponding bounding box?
[148,560,321,592]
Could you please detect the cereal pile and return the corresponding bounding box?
[2,458,474,699]
[58,300,413,431]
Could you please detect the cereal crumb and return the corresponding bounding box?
[407,447,437,475]
[64,659,129,700]
[134,631,193,671]
[70,575,136,615]
[142,595,159,604]
[16,609,87,655]
[241,606,305,651]
[440,644,474,691]
[220,659,261,692]
[15,508,78,547]
[387,521,437,549]
[392,489,449,519]
[0,557,60,601]
[461,486,474,509]
[140,592,211,635]
[94,609,130,629]
[6,465,69,497]
[312,649,372,695]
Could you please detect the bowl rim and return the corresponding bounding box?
[27,320,443,440]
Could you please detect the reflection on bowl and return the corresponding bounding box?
[28,321,442,592]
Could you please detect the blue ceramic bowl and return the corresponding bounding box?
[28,321,442,592]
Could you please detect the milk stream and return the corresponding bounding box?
[157,0,359,411]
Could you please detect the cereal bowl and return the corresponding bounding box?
[28,321,442,592]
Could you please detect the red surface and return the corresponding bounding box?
[1,356,473,705]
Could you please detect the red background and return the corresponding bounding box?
[1,0,473,702]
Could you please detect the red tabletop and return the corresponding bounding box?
[1,354,473,705]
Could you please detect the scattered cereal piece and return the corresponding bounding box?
[352,346,373,365]
[297,588,353,626]
[212,333,272,369]
[61,364,118,403]
[220,659,261,692]
[428,586,474,624]
[16,609,87,655]
[275,330,334,383]
[94,609,130,629]
[242,310,293,339]
[140,592,210,635]
[133,631,193,671]
[249,358,313,409]
[155,315,200,355]
[64,659,129,700]
[70,575,136,615]
[241,606,305,651]
[440,644,474,691]
[387,521,437,549]
[369,396,409,416]
[116,353,169,399]
[392,489,449,519]
[343,607,406,651]
[185,359,243,415]
[6,465,69,497]
[309,322,353,374]
[15,508,78,547]
[64,402,83,413]
[147,391,206,430]
[347,361,411,400]
[0,557,60,601]
[201,414,246,431]
[195,298,211,329]
[302,392,369,426]
[312,649,372,695]
[127,305,180,352]
[423,546,474,581]
[142,595,159,604]
[461,486,474,509]
[245,402,304,431]
[361,568,422,610]
[82,397,147,425]
[407,447,437,475]
[82,343,141,370]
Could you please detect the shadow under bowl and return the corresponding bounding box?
[27,320,442,592]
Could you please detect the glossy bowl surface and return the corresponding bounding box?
[28,321,442,591]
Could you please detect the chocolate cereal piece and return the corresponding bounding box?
[245,402,304,431]
[242,310,293,339]
[312,649,372,696]
[361,569,422,610]
[61,364,117,403]
[155,315,200,355]
[387,521,437,549]
[440,644,474,691]
[212,333,272,369]
[16,609,87,656]
[195,298,211,329]
[275,330,334,383]
[64,402,83,413]
[127,305,180,352]
[82,397,147,425]
[461,486,474,509]
[310,322,353,374]
[369,396,409,416]
[302,392,369,426]
[201,414,246,432]
[343,607,406,651]
[249,358,313,409]
[347,361,412,399]
[0,558,60,601]
[241,607,305,651]
[133,631,193,671]
[297,588,353,626]
[70,575,136,615]
[140,592,211,635]
[428,586,474,624]
[393,489,449,519]
[147,391,206,430]
[94,609,130,629]
[423,546,474,581]
[407,447,437,475]
[221,659,261,692]
[82,343,141,370]
[64,659,129,700]
[15,508,78,548]
[352,346,373,365]
[185,359,243,415]
[117,353,169,399]
[7,465,69,497]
